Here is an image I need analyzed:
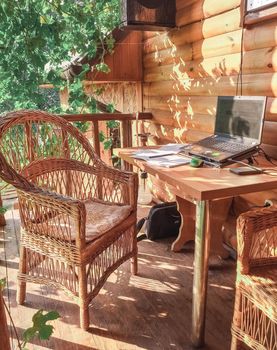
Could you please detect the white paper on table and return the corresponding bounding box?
[147,154,191,168]
[132,143,190,160]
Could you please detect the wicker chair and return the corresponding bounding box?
[231,205,277,350]
[0,110,138,330]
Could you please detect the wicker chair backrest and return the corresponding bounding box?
[0,110,101,174]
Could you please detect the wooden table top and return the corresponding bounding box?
[118,147,277,201]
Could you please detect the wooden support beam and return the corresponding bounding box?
[121,120,133,171]
[92,121,101,157]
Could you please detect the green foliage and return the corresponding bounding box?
[98,118,120,151]
[22,310,60,349]
[0,0,121,114]
[0,277,6,290]
[0,206,7,214]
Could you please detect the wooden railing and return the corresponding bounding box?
[62,112,153,169]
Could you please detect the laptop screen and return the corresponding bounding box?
[214,96,266,142]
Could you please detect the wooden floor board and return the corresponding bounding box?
[0,205,236,350]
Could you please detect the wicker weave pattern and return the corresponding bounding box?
[0,110,138,330]
[231,206,277,350]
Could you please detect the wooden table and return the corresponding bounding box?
[118,147,277,347]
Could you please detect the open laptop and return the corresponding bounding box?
[188,96,267,166]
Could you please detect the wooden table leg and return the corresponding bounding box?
[191,200,211,348]
[191,198,233,347]
[171,196,195,252]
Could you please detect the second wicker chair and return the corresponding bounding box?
[231,205,277,349]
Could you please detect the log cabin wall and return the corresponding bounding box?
[141,0,277,246]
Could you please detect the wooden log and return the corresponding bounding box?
[176,0,199,11]
[266,97,277,122]
[143,8,241,53]
[260,143,277,160]
[144,95,217,116]
[145,96,277,122]
[262,121,277,146]
[145,121,211,143]
[143,44,192,69]
[143,72,277,97]
[144,46,277,82]
[244,19,277,51]
[150,109,215,132]
[143,31,158,40]
[192,29,242,60]
[176,0,241,27]
[149,109,176,127]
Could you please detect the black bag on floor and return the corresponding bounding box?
[137,202,181,241]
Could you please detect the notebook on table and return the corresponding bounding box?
[188,96,267,166]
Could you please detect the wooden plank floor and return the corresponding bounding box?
[0,205,236,350]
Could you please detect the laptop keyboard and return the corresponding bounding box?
[197,138,252,153]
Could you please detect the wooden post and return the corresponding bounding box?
[0,194,6,226]
[121,120,133,171]
[0,289,11,350]
[92,121,101,158]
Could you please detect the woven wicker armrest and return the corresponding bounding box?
[237,205,277,274]
[17,187,86,244]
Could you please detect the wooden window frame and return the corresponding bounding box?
[242,0,277,26]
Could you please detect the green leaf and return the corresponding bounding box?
[95,62,110,74]
[0,206,7,214]
[23,327,37,343]
[44,310,60,322]
[0,278,6,290]
[99,131,105,142]
[106,120,119,129]
[38,324,54,340]
[106,104,115,113]
[104,138,113,150]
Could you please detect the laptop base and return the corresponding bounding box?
[189,147,259,168]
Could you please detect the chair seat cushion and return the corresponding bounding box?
[33,200,133,243]
[84,201,133,241]
[239,267,277,323]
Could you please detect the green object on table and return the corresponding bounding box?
[190,157,204,168]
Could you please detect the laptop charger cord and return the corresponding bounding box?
[228,158,277,176]
[258,147,277,166]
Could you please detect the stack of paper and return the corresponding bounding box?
[147,154,191,168]
[133,143,189,161]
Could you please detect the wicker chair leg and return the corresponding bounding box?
[17,245,27,305]
[131,230,138,275]
[231,288,243,350]
[231,336,242,350]
[131,253,138,275]
[78,266,90,330]
[80,303,90,330]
